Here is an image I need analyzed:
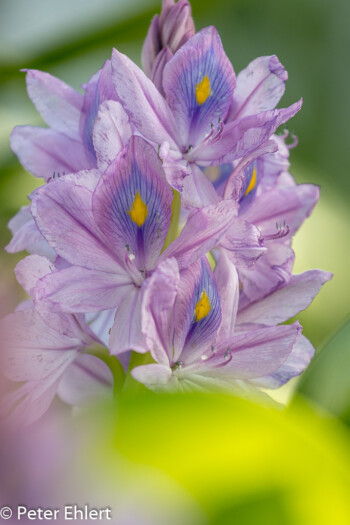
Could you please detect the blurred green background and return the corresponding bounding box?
[0,1,349,523]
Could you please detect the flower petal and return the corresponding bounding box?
[0,309,80,382]
[238,241,294,304]
[92,100,132,171]
[229,56,288,120]
[242,184,320,237]
[92,136,173,271]
[181,164,221,208]
[214,250,239,340]
[163,26,235,149]
[194,101,302,164]
[11,126,95,180]
[6,205,55,258]
[32,179,122,272]
[174,258,221,363]
[57,354,113,406]
[15,254,55,296]
[24,69,83,139]
[109,287,145,355]
[131,364,172,391]
[34,266,133,313]
[237,270,332,325]
[220,218,266,269]
[80,60,117,158]
[141,258,180,365]
[212,322,302,380]
[249,334,315,388]
[111,49,179,148]
[161,199,237,269]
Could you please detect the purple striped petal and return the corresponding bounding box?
[214,250,239,340]
[211,322,302,380]
[24,69,83,140]
[0,309,81,383]
[57,354,113,406]
[163,26,235,149]
[242,184,320,237]
[6,206,55,259]
[161,199,237,269]
[32,179,122,272]
[109,287,145,355]
[34,266,133,314]
[194,101,302,164]
[141,258,180,365]
[237,270,332,325]
[229,55,288,121]
[92,100,132,171]
[92,136,173,271]
[181,164,221,208]
[111,49,179,148]
[249,334,314,388]
[10,126,95,180]
[80,60,117,158]
[174,258,221,363]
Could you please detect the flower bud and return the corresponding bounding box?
[142,0,195,93]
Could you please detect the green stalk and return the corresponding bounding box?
[163,189,181,251]
[122,350,155,394]
[85,346,126,397]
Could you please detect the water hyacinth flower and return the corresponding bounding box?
[0,304,113,427]
[132,255,305,391]
[2,0,332,425]
[10,61,118,181]
[30,137,236,354]
[112,26,301,205]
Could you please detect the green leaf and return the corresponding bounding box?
[297,319,350,425]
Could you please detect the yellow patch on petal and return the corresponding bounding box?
[195,76,212,106]
[244,166,257,196]
[195,290,211,322]
[127,191,148,227]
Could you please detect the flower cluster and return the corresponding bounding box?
[2,0,331,426]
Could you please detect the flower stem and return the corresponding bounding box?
[85,346,126,397]
[163,189,181,250]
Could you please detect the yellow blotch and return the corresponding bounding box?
[127,191,148,227]
[195,290,211,322]
[195,76,212,105]
[244,166,257,196]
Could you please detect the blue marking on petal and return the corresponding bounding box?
[95,138,172,272]
[164,27,235,150]
[238,161,259,212]
[183,257,221,357]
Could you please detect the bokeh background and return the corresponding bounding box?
[0,1,349,523]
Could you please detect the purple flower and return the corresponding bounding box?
[132,255,304,391]
[0,303,112,427]
[142,0,195,94]
[30,137,236,354]
[10,61,119,182]
[7,94,131,258]
[112,28,301,202]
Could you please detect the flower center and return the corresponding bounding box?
[127,191,148,227]
[195,76,212,105]
[194,290,211,322]
[244,166,257,196]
